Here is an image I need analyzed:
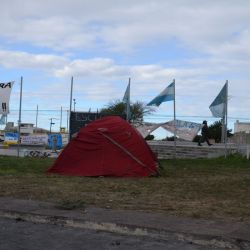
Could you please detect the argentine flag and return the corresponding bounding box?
[122,82,130,104]
[123,80,131,121]
[209,83,227,118]
[147,82,174,106]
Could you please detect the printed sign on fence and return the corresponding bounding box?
[21,134,48,145]
[48,134,62,149]
[4,132,18,144]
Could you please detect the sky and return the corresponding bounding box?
[1,0,250,136]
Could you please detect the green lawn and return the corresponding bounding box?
[0,155,250,222]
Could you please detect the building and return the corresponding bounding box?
[234,120,250,133]
[228,120,250,145]
[20,123,34,135]
[4,122,34,135]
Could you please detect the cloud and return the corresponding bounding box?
[0,50,67,71]
[1,0,250,56]
[54,58,128,78]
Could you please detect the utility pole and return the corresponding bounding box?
[17,76,23,157]
[73,98,76,112]
[49,118,57,133]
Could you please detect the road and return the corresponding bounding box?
[0,217,220,250]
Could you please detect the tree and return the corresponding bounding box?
[208,120,233,143]
[100,100,154,123]
[208,121,222,143]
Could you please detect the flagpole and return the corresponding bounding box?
[126,78,131,122]
[68,76,73,141]
[224,80,228,158]
[60,106,62,130]
[173,79,176,159]
[17,76,23,157]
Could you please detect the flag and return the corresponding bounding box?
[0,81,14,114]
[209,83,227,118]
[123,81,130,104]
[147,82,174,106]
[0,114,7,125]
[123,80,130,121]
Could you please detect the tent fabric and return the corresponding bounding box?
[47,116,158,177]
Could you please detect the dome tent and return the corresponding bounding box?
[47,116,159,177]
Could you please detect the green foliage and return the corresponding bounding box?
[100,100,126,117]
[208,120,233,143]
[0,156,53,176]
[0,155,250,221]
[208,121,222,142]
[100,99,154,122]
[145,134,154,140]
[158,154,250,176]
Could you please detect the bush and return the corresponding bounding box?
[145,134,154,140]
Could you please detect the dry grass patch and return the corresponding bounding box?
[0,155,249,223]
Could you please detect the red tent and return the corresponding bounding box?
[47,116,158,177]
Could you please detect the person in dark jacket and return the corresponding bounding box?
[198,120,212,146]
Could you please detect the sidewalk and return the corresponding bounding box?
[0,197,249,249]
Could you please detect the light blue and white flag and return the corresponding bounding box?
[123,81,130,104]
[123,79,131,121]
[147,82,174,106]
[209,83,227,118]
[0,114,7,125]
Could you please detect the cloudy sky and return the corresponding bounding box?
[1,0,250,132]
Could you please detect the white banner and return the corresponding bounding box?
[61,133,69,146]
[21,134,48,145]
[161,120,202,141]
[0,81,14,114]
[134,122,162,138]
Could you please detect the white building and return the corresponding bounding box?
[234,120,250,133]
[5,122,34,135]
[20,123,34,135]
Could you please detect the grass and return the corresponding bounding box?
[0,155,250,223]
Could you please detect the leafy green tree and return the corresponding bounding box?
[100,100,154,123]
[208,121,222,143]
[210,120,233,142]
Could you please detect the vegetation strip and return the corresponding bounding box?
[0,155,249,223]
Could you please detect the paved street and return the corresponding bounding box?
[0,198,249,250]
[0,217,222,250]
